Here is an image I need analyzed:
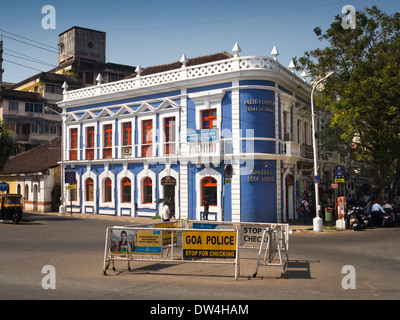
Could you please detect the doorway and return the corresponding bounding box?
[33,184,38,211]
[285,174,294,221]
[161,176,176,217]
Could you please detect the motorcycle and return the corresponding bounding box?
[382,210,394,227]
[346,206,366,230]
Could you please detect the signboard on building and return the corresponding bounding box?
[0,181,9,192]
[187,129,218,142]
[183,230,237,259]
[64,168,76,184]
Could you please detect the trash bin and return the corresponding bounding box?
[325,207,333,222]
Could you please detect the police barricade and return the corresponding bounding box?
[186,220,289,278]
[252,226,289,279]
[103,226,240,280]
[186,220,289,252]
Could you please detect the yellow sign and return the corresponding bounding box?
[335,178,345,183]
[66,184,77,190]
[136,230,162,255]
[156,222,178,245]
[183,231,237,259]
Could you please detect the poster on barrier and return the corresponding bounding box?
[110,229,162,256]
[183,230,237,259]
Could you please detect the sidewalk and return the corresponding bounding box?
[24,210,314,231]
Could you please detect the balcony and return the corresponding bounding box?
[282,141,301,158]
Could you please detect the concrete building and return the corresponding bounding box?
[1,26,135,154]
[0,137,61,212]
[58,45,340,223]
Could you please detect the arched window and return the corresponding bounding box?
[86,178,94,202]
[143,177,152,204]
[104,178,112,202]
[122,177,131,203]
[25,184,29,201]
[201,177,217,206]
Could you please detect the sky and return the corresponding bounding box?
[0,0,399,83]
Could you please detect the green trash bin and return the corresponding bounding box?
[325,207,333,222]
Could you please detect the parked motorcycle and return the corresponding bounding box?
[346,206,366,230]
[382,212,393,227]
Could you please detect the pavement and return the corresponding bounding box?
[23,210,316,232]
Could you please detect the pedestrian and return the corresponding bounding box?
[203,199,209,220]
[301,195,310,224]
[371,201,385,226]
[162,202,171,222]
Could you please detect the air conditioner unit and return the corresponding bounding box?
[122,147,132,155]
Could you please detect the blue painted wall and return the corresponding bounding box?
[240,160,277,222]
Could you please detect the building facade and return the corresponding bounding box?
[58,48,338,223]
[0,137,61,212]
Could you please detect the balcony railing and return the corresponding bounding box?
[63,56,309,102]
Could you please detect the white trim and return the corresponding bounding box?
[189,90,225,131]
[98,164,115,208]
[117,163,135,215]
[82,123,97,160]
[159,109,180,157]
[158,166,180,218]
[137,114,156,158]
[119,119,135,158]
[137,166,156,209]
[99,119,116,159]
[195,167,222,221]
[82,167,97,214]
[67,124,81,161]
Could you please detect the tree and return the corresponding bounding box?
[0,120,15,173]
[293,6,400,200]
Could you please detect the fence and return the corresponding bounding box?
[103,220,289,280]
[103,225,240,279]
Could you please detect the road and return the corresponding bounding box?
[0,212,399,302]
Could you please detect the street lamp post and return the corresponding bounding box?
[45,106,65,215]
[310,71,335,231]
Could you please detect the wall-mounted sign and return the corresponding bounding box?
[244,99,274,106]
[244,99,275,113]
[0,182,9,192]
[161,176,176,186]
[187,128,218,142]
[64,168,76,184]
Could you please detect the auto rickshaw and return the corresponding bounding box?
[0,194,23,224]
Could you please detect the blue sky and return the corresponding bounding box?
[1,0,399,83]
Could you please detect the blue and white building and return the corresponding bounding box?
[58,45,339,223]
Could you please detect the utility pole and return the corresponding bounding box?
[0,38,4,83]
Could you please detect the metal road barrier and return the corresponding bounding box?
[103,225,240,279]
[186,220,289,252]
[103,220,289,280]
[252,226,289,279]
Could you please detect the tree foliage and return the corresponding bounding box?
[0,120,15,174]
[293,6,400,199]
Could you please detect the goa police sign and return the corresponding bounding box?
[183,230,237,259]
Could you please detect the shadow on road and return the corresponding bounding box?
[285,260,312,279]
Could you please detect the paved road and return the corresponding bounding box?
[0,212,399,301]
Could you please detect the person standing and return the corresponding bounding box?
[162,202,171,222]
[301,195,310,224]
[203,199,209,220]
[371,201,385,226]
